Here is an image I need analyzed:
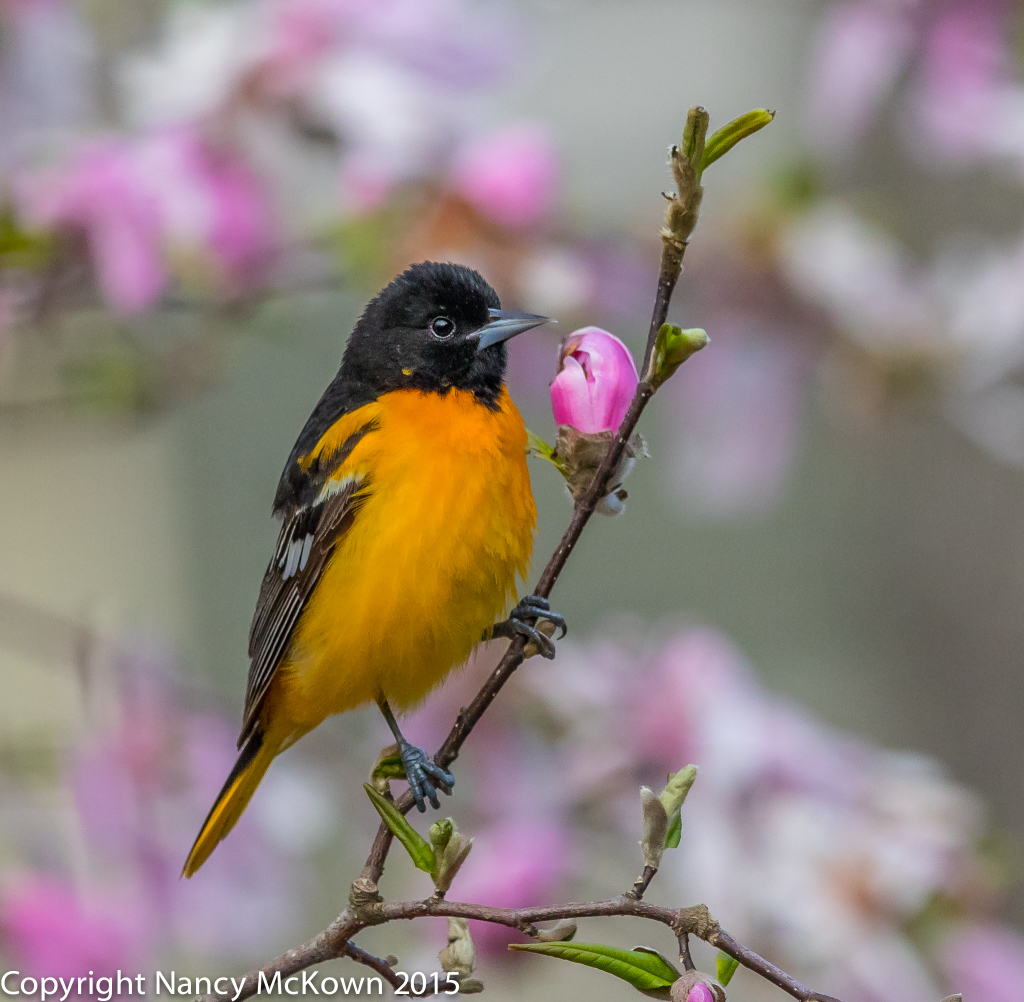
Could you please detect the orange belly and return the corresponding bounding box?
[265,386,535,737]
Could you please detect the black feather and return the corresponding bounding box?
[243,262,506,743]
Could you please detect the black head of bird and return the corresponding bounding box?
[341,261,551,406]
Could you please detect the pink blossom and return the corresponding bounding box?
[262,0,511,92]
[686,985,714,1002]
[352,0,515,88]
[629,628,740,770]
[0,0,62,23]
[64,637,306,960]
[550,326,639,433]
[19,140,166,313]
[157,128,276,293]
[805,1,914,152]
[119,0,520,223]
[910,0,1015,163]
[261,0,350,96]
[451,123,558,228]
[941,923,1024,1002]
[254,0,517,211]
[0,877,148,981]
[17,127,276,312]
[525,624,983,969]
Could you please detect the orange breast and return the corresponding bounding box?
[270,386,535,733]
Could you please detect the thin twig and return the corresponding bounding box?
[340,942,402,991]
[627,864,658,900]
[678,931,695,972]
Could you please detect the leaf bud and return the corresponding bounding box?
[535,919,577,942]
[646,324,708,390]
[439,917,476,977]
[429,819,473,894]
[640,785,670,869]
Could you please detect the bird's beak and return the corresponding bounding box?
[474,308,555,351]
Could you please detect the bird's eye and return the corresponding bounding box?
[429,316,455,339]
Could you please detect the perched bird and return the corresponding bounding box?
[183,261,563,877]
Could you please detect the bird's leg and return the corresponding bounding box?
[490,596,567,660]
[377,699,455,813]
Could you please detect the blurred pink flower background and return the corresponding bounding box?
[0,636,321,974]
[3,1,1024,998]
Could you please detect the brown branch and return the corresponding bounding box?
[627,864,659,900]
[200,895,847,1002]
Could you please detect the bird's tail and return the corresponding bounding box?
[182,724,281,878]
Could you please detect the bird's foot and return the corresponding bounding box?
[399,742,455,813]
[492,596,567,660]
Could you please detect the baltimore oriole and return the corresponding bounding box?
[183,262,562,877]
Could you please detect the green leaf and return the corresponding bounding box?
[660,764,697,850]
[630,948,682,981]
[509,942,680,997]
[659,765,698,815]
[664,810,682,849]
[701,109,775,172]
[526,429,566,473]
[362,783,435,873]
[680,106,710,175]
[716,952,740,987]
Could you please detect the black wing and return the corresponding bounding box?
[239,418,375,746]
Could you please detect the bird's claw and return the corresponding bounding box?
[515,596,567,638]
[495,596,567,660]
[399,742,455,812]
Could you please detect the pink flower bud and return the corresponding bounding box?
[550,326,639,434]
[687,985,715,1002]
[668,972,724,1002]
